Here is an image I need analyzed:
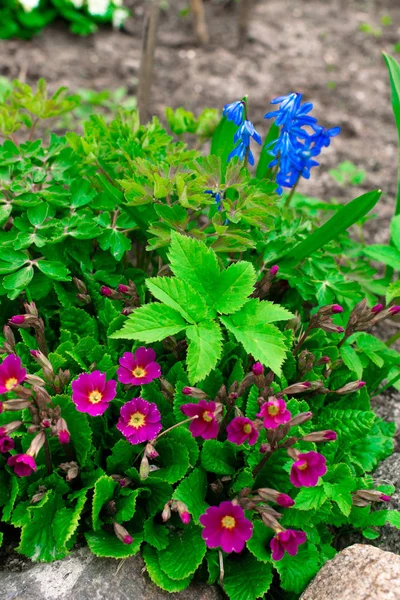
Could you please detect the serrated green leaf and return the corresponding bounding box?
[158,523,206,580]
[186,320,223,384]
[143,517,170,550]
[150,438,189,484]
[294,486,328,511]
[245,385,260,420]
[220,299,291,375]
[52,395,92,465]
[224,553,273,600]
[111,303,187,342]
[146,276,208,323]
[386,510,400,528]
[53,489,87,552]
[386,280,400,303]
[3,265,34,290]
[86,530,142,558]
[168,232,221,308]
[201,440,237,475]
[173,468,208,523]
[92,476,117,531]
[340,345,363,378]
[106,439,137,473]
[246,521,273,564]
[274,543,320,594]
[214,261,256,314]
[115,489,141,522]
[143,544,192,592]
[140,478,173,515]
[36,260,71,281]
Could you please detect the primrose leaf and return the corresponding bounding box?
[86,530,142,558]
[146,276,209,323]
[274,543,320,594]
[3,265,34,290]
[201,440,237,475]
[246,520,273,564]
[173,468,209,523]
[92,475,117,531]
[143,544,192,592]
[157,523,206,580]
[149,438,189,484]
[224,553,273,600]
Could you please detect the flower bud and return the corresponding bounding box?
[259,443,270,454]
[0,436,15,453]
[269,265,279,277]
[356,489,392,503]
[56,418,70,445]
[281,382,311,395]
[331,304,343,313]
[176,501,191,525]
[60,461,80,481]
[252,362,264,376]
[30,349,54,376]
[181,386,207,399]
[257,488,295,508]
[113,522,133,545]
[389,305,400,315]
[287,411,313,427]
[160,378,174,398]
[100,286,113,297]
[2,399,31,411]
[27,431,46,457]
[118,284,130,294]
[4,325,16,348]
[335,381,365,395]
[371,303,383,314]
[260,511,282,532]
[73,277,87,294]
[140,455,150,480]
[145,443,159,460]
[302,430,337,442]
[9,315,26,325]
[0,421,22,436]
[317,356,330,365]
[161,503,171,522]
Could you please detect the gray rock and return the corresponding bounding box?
[371,388,400,451]
[300,544,400,600]
[0,548,223,600]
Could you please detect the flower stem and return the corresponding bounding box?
[156,416,198,441]
[284,175,300,208]
[43,434,53,475]
[252,447,274,478]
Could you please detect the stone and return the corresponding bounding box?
[300,544,400,600]
[0,548,223,600]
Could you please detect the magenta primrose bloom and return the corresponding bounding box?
[290,451,327,487]
[7,453,37,477]
[117,397,162,444]
[0,354,27,395]
[257,398,291,429]
[227,417,259,446]
[270,529,307,561]
[71,371,117,416]
[199,501,253,553]
[117,347,161,386]
[181,399,219,440]
[0,436,14,453]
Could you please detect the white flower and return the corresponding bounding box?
[87,0,110,16]
[19,0,40,11]
[69,0,84,8]
[112,7,128,28]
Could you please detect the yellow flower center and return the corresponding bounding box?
[88,390,103,404]
[298,461,308,471]
[202,411,214,423]
[221,516,236,529]
[132,367,147,378]
[243,423,252,434]
[129,411,146,429]
[5,378,18,391]
[267,405,279,416]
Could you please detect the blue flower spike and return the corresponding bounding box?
[265,92,340,195]
[223,100,246,126]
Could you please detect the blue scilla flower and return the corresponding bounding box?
[265,92,340,194]
[223,101,245,126]
[228,119,262,167]
[205,190,223,211]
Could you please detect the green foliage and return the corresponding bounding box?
[0,75,399,600]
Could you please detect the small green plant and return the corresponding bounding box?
[329,161,366,187]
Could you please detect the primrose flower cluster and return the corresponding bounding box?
[223,92,340,194]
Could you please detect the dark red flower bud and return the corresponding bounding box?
[58,430,70,445]
[389,305,400,315]
[118,284,130,294]
[371,303,383,314]
[9,315,25,325]
[0,436,14,453]
[269,265,279,277]
[380,494,391,502]
[100,286,113,297]
[318,356,330,364]
[252,362,264,376]
[331,304,343,313]
[336,326,345,333]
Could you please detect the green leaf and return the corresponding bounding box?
[106,439,137,473]
[256,122,280,179]
[140,478,173,515]
[111,303,187,342]
[224,553,273,600]
[186,320,223,384]
[323,464,357,516]
[386,510,400,528]
[3,265,34,290]
[340,345,363,378]
[53,489,87,553]
[86,530,142,558]
[274,543,320,594]
[363,244,400,270]
[246,385,261,420]
[173,468,208,523]
[383,53,400,216]
[143,517,170,550]
[146,277,208,323]
[201,440,237,475]
[279,190,381,268]
[142,544,192,592]
[214,261,257,314]
[92,476,117,531]
[115,489,141,522]
[150,438,189,484]
[391,214,400,251]
[210,116,240,179]
[52,395,92,465]
[294,486,328,511]
[246,520,273,563]
[220,299,291,375]
[36,261,71,281]
[168,232,221,308]
[386,280,400,303]
[0,204,12,227]
[98,228,131,261]
[158,523,206,580]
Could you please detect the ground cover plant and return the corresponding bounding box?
[0,59,400,598]
[0,0,129,39]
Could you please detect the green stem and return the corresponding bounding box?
[43,434,53,475]
[284,175,300,208]
[385,330,400,347]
